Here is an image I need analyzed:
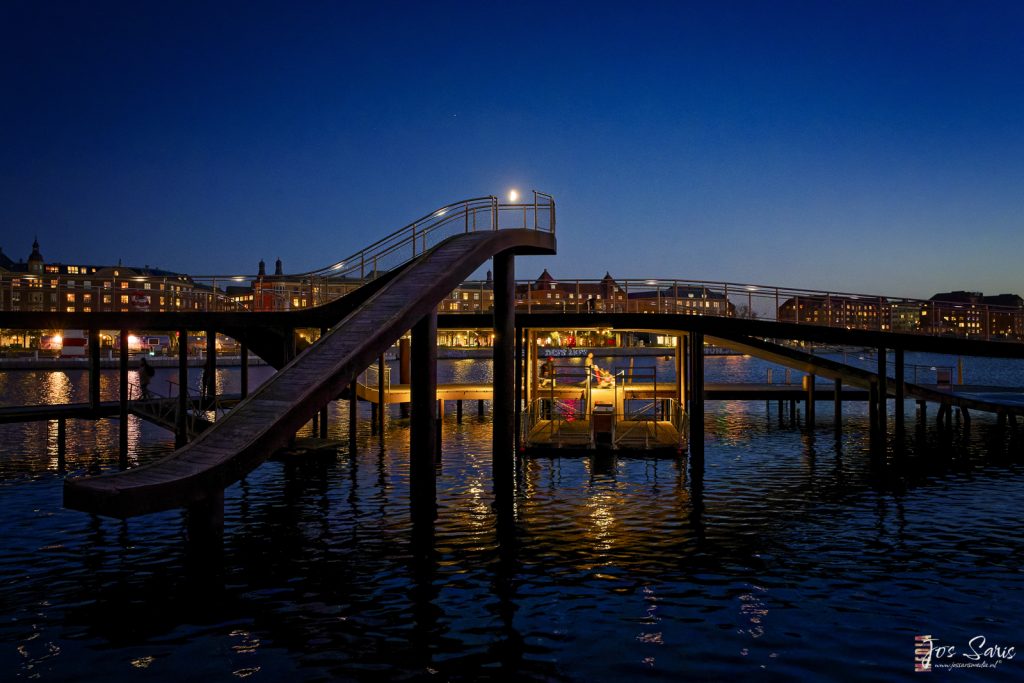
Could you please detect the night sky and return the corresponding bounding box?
[3,1,1022,299]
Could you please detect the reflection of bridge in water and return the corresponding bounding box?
[1,192,1022,542]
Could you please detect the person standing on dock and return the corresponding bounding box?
[585,352,594,392]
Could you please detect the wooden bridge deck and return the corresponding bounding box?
[63,229,555,518]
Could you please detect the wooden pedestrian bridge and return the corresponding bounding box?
[1,192,1022,530]
[61,195,556,524]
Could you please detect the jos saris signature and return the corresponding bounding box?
[915,634,1016,672]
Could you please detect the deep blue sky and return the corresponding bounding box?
[2,1,1022,298]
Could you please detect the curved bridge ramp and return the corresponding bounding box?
[64,229,555,519]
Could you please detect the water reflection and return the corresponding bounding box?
[1,358,1024,679]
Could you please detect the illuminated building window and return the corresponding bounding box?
[83,294,91,303]
[102,294,111,304]
[120,281,128,289]
[66,293,75,302]
[120,295,129,304]
[66,306,75,312]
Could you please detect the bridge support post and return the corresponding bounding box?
[833,378,843,435]
[177,328,189,448]
[492,250,516,508]
[349,378,358,454]
[378,353,386,438]
[514,325,523,452]
[410,311,438,517]
[877,347,887,445]
[89,327,101,410]
[457,400,463,424]
[478,400,485,417]
[688,331,705,474]
[119,329,129,469]
[676,334,685,409]
[319,328,329,438]
[399,337,411,418]
[894,348,905,448]
[868,381,879,450]
[204,329,216,406]
[239,343,249,399]
[805,373,816,429]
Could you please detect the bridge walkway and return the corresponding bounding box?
[63,229,555,518]
[714,336,1024,417]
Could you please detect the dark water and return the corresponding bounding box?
[2,354,1024,681]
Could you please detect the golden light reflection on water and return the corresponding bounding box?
[130,656,154,669]
[44,371,72,404]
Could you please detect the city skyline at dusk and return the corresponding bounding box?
[4,1,1022,299]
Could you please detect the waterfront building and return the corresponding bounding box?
[516,270,627,312]
[244,258,362,311]
[627,285,735,316]
[928,291,1024,338]
[778,294,890,331]
[0,238,199,313]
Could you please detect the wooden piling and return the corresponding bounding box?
[119,328,129,469]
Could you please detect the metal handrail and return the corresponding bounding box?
[0,193,554,314]
[438,276,1024,342]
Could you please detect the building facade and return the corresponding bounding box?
[0,239,199,312]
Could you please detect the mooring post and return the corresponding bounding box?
[894,348,905,447]
[478,399,485,416]
[399,337,411,418]
[204,329,217,407]
[492,250,516,507]
[877,347,887,444]
[457,400,463,424]
[410,311,438,516]
[805,373,816,428]
[833,378,843,434]
[177,328,189,448]
[349,378,358,454]
[119,328,129,469]
[239,342,249,399]
[868,381,879,448]
[688,331,705,473]
[377,353,386,438]
[89,327,101,410]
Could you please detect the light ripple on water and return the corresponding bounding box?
[1,359,1024,680]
